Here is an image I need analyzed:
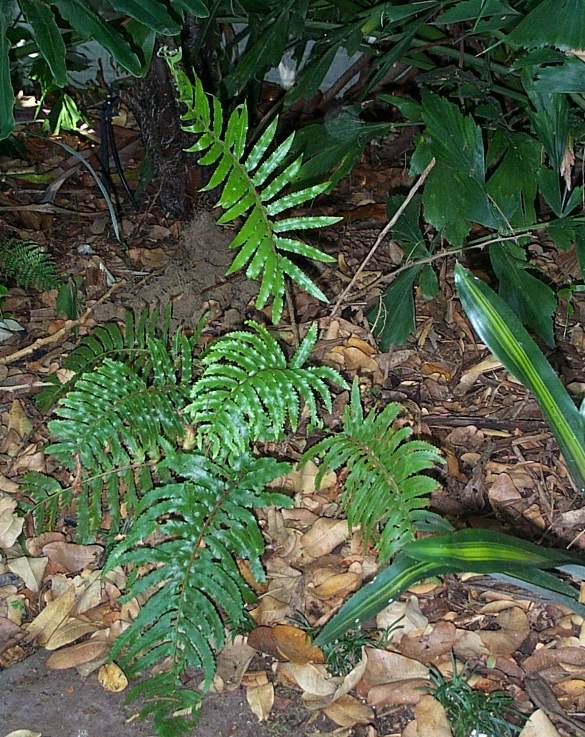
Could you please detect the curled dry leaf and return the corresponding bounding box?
[280,650,367,710]
[250,594,291,625]
[523,646,585,676]
[453,629,489,660]
[46,639,110,669]
[518,709,562,737]
[7,557,47,592]
[398,621,457,664]
[26,532,64,557]
[41,542,103,573]
[98,662,128,692]
[366,678,429,707]
[44,617,98,650]
[360,648,429,692]
[0,495,24,549]
[299,519,349,561]
[248,624,324,664]
[414,694,453,737]
[313,571,361,599]
[479,606,530,657]
[246,682,274,721]
[376,596,428,639]
[25,586,75,646]
[322,694,374,727]
[216,635,257,690]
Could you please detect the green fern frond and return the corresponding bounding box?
[164,49,341,324]
[24,333,195,539]
[0,238,61,290]
[302,379,444,560]
[105,451,292,725]
[186,321,346,458]
[36,306,201,411]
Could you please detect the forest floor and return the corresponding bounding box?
[1,118,585,737]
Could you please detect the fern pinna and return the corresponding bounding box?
[187,320,346,458]
[303,380,444,560]
[0,238,61,290]
[164,49,341,324]
[105,450,292,736]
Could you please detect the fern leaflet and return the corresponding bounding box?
[187,321,346,458]
[302,379,444,560]
[0,238,61,290]
[164,49,341,323]
[105,450,292,731]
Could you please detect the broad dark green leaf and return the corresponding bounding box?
[509,0,585,50]
[51,0,142,76]
[0,7,14,140]
[576,227,585,280]
[455,263,585,493]
[435,0,518,24]
[490,244,556,347]
[107,0,181,35]
[21,0,67,86]
[172,0,209,17]
[285,44,338,106]
[367,268,421,349]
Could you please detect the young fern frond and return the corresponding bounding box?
[0,238,62,290]
[23,334,195,540]
[164,49,341,323]
[105,451,292,732]
[303,380,444,560]
[187,321,346,458]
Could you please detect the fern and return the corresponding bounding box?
[187,320,346,458]
[302,379,444,560]
[105,450,292,732]
[23,331,195,540]
[36,305,202,410]
[0,238,61,290]
[164,49,341,324]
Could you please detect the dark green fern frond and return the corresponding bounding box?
[105,451,292,725]
[303,380,444,560]
[164,49,341,324]
[36,306,201,411]
[186,321,346,458]
[25,342,194,540]
[0,238,61,290]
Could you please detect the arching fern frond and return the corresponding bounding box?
[105,450,292,732]
[164,49,341,324]
[36,306,202,411]
[0,238,61,290]
[23,334,195,540]
[302,380,444,560]
[186,321,346,459]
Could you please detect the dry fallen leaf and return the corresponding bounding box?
[98,662,128,692]
[479,606,530,657]
[7,557,47,592]
[361,648,429,691]
[377,596,428,639]
[399,621,457,664]
[246,681,274,721]
[248,624,324,664]
[299,519,349,561]
[215,636,257,690]
[46,639,110,669]
[518,709,562,737]
[25,586,75,646]
[44,617,98,650]
[322,694,374,727]
[366,678,429,707]
[41,541,103,573]
[0,495,24,549]
[414,694,453,737]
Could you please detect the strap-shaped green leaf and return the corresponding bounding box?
[455,263,585,493]
[315,528,585,645]
[0,7,14,140]
[51,0,142,76]
[164,49,341,323]
[21,0,67,86]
